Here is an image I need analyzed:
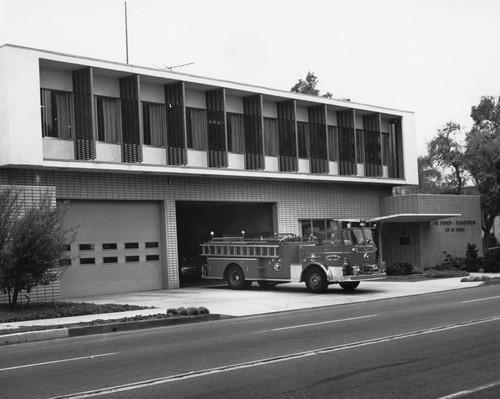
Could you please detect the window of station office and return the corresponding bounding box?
[142,101,166,147]
[40,89,74,139]
[95,96,121,143]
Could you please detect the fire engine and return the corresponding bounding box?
[200,224,386,293]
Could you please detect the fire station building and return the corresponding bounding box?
[0,44,482,301]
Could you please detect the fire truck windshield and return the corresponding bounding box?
[342,227,374,246]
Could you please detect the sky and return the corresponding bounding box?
[1,0,500,155]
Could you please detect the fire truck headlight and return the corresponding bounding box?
[364,253,371,262]
[273,262,282,272]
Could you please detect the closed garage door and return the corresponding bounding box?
[61,201,162,297]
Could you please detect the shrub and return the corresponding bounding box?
[386,262,418,276]
[465,243,480,272]
[434,251,465,271]
[178,307,189,316]
[481,248,500,273]
[187,307,200,316]
[198,307,210,315]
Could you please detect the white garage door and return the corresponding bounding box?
[61,200,162,297]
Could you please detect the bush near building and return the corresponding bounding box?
[0,187,74,308]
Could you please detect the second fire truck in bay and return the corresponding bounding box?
[200,224,385,293]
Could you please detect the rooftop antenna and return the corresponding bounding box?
[162,62,195,72]
[124,1,129,64]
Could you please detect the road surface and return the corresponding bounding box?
[1,284,500,398]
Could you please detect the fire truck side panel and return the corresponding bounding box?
[206,258,260,280]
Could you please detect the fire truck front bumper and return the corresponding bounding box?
[342,272,387,282]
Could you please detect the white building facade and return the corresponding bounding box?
[0,45,481,300]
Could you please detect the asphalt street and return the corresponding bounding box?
[1,284,499,399]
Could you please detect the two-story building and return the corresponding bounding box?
[0,44,482,301]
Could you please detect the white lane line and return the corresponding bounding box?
[47,316,500,399]
[0,353,117,372]
[436,380,500,398]
[461,295,500,304]
[258,314,379,332]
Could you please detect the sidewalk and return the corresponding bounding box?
[1,275,494,332]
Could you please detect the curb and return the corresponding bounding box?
[0,314,222,346]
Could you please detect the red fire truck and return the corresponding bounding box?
[200,225,385,293]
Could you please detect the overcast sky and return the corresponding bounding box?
[1,0,499,155]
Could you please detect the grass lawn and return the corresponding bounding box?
[0,302,151,324]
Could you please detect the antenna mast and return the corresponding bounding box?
[124,1,129,64]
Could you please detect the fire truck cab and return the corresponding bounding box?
[200,225,386,293]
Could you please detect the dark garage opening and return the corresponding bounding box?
[176,201,275,286]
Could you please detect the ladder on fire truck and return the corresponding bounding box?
[200,237,282,258]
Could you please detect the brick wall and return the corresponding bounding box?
[1,168,392,293]
[380,194,482,269]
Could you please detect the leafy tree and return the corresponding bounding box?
[427,122,468,195]
[0,188,73,307]
[291,71,333,98]
[470,95,500,129]
[464,115,500,251]
[395,155,444,195]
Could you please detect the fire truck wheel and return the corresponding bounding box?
[258,281,278,289]
[226,265,252,290]
[339,281,360,291]
[305,268,328,293]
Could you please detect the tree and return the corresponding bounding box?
[0,188,73,307]
[427,122,468,195]
[394,156,444,195]
[291,72,333,98]
[470,95,500,129]
[464,112,500,251]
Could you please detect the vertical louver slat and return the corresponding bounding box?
[206,89,228,168]
[363,113,382,177]
[120,75,142,163]
[277,100,298,172]
[243,95,264,170]
[337,110,356,175]
[165,82,187,165]
[72,68,96,160]
[308,105,328,174]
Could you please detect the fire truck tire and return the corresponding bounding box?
[339,281,360,291]
[226,265,252,290]
[258,281,278,289]
[305,268,328,293]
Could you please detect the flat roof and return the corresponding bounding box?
[368,213,461,223]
